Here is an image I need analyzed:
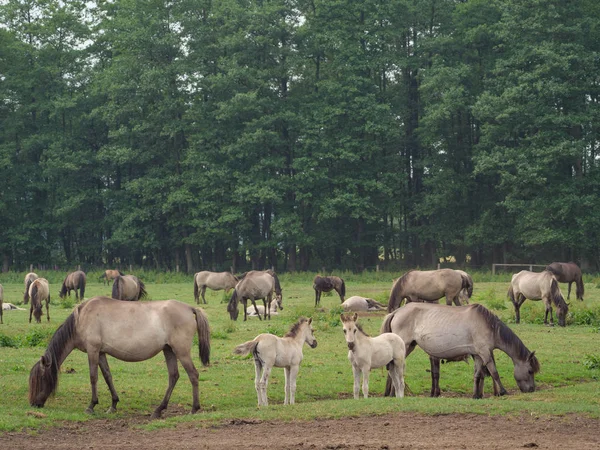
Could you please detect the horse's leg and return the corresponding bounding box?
[482,354,507,396]
[390,360,405,398]
[98,353,120,413]
[512,293,524,324]
[385,341,416,397]
[29,304,33,323]
[444,293,453,306]
[361,367,371,399]
[314,290,320,307]
[254,358,264,406]
[251,299,262,321]
[352,364,361,399]
[177,352,201,414]
[152,347,181,419]
[46,296,50,322]
[567,282,572,300]
[429,356,441,397]
[283,366,290,405]
[85,352,100,414]
[472,356,485,399]
[288,365,299,405]
[259,365,272,406]
[543,298,554,326]
[201,286,207,304]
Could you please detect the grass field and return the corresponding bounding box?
[1,271,599,432]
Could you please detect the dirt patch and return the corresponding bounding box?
[1,413,599,449]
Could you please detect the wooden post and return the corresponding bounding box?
[492,264,496,276]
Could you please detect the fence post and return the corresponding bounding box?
[492,264,496,276]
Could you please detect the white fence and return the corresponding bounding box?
[491,263,547,276]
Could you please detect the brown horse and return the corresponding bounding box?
[99,269,124,286]
[546,262,584,301]
[382,302,540,398]
[313,275,346,306]
[59,270,86,301]
[227,270,283,321]
[193,271,238,304]
[508,270,568,327]
[29,278,50,323]
[388,269,470,311]
[23,272,39,304]
[28,297,210,418]
[111,275,147,301]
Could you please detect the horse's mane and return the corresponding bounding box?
[270,272,282,295]
[111,276,122,299]
[355,322,369,337]
[29,311,78,403]
[285,317,310,338]
[472,304,540,373]
[137,278,148,300]
[387,271,413,312]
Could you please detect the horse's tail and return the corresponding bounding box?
[193,277,199,303]
[78,275,86,300]
[461,274,473,298]
[31,283,42,321]
[381,312,396,396]
[24,278,34,304]
[576,275,585,301]
[111,276,121,299]
[388,275,406,312]
[507,284,516,305]
[339,278,346,298]
[193,308,211,366]
[137,279,147,300]
[233,339,259,357]
[550,278,567,308]
[227,289,240,320]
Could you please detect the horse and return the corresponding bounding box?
[387,269,470,312]
[313,275,346,306]
[193,271,238,304]
[29,278,50,323]
[99,269,123,286]
[508,270,569,327]
[341,296,386,312]
[246,301,279,317]
[340,313,405,399]
[28,296,210,419]
[233,317,317,406]
[59,270,86,301]
[111,275,147,301]
[227,270,283,321]
[455,270,474,304]
[23,272,39,304]
[546,262,584,301]
[381,302,540,399]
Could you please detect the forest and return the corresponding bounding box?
[1,0,599,273]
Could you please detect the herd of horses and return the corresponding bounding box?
[0,261,584,417]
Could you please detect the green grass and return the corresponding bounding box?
[0,274,599,433]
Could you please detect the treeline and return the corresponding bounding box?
[1,0,599,273]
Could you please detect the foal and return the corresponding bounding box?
[234,317,317,406]
[341,313,406,399]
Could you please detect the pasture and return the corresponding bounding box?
[0,271,599,437]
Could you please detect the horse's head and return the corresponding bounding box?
[29,355,55,407]
[275,291,283,311]
[340,313,359,351]
[58,282,67,299]
[33,304,43,323]
[556,302,568,327]
[513,351,540,393]
[303,317,317,348]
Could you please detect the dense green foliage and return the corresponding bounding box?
[1,0,599,273]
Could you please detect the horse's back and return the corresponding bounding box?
[197,271,237,289]
[405,269,463,299]
[30,278,50,297]
[511,270,551,299]
[236,271,274,298]
[343,296,381,311]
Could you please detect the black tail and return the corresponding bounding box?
[507,285,516,305]
[111,277,121,299]
[576,276,584,301]
[382,311,395,396]
[24,278,35,304]
[227,290,240,320]
[193,278,199,303]
[79,276,86,300]
[339,279,346,298]
[137,280,147,300]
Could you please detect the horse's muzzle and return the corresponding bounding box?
[347,342,355,351]
[310,341,318,349]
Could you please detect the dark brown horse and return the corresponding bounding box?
[59,271,86,301]
[546,262,584,301]
[111,275,147,301]
[313,275,346,306]
[29,297,210,418]
[99,269,124,286]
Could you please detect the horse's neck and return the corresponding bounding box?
[494,328,527,365]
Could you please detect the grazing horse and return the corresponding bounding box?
[29,278,50,323]
[193,271,238,304]
[382,302,540,398]
[23,272,39,304]
[342,296,386,312]
[387,269,470,311]
[234,317,317,406]
[227,270,283,321]
[341,313,405,399]
[546,262,584,301]
[313,275,346,306]
[455,270,474,304]
[99,269,123,286]
[29,297,210,418]
[59,270,86,301]
[508,270,568,327]
[111,275,147,301]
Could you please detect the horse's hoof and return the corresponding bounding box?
[150,412,162,420]
[84,408,95,415]
[106,407,117,414]
[499,389,507,396]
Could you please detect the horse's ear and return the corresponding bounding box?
[40,355,51,368]
[340,314,345,322]
[528,351,536,361]
[308,317,312,325]
[353,312,358,322]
